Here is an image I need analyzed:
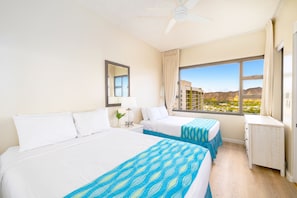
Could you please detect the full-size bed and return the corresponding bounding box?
[141,107,223,160]
[0,110,212,198]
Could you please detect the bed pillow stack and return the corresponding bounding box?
[13,112,78,152]
[143,106,168,121]
[141,108,149,121]
[13,108,111,151]
[73,108,110,137]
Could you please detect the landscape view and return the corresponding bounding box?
[178,59,264,115]
[202,87,262,114]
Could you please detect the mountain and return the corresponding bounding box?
[242,87,262,95]
[203,87,262,102]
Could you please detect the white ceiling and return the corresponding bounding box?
[76,0,281,52]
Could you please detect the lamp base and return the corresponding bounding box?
[125,121,134,127]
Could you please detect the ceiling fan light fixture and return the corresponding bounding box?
[174,6,188,21]
[164,0,207,34]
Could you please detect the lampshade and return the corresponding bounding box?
[121,97,137,109]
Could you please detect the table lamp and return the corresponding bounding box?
[121,97,137,127]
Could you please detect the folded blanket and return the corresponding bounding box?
[181,118,217,143]
[65,139,208,198]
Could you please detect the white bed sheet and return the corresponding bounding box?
[140,116,220,141]
[0,128,211,198]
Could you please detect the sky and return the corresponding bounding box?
[180,59,264,93]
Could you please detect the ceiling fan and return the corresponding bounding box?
[164,0,208,34]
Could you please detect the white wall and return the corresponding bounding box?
[180,30,265,66]
[178,30,265,143]
[0,0,162,153]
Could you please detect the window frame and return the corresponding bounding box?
[176,55,264,115]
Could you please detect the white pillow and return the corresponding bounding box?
[73,108,110,136]
[13,112,77,151]
[141,108,149,121]
[147,107,162,121]
[158,106,169,118]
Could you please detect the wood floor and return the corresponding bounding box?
[210,142,297,198]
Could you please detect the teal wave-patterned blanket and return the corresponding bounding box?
[65,139,208,198]
[181,118,217,143]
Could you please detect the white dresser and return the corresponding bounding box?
[244,115,285,176]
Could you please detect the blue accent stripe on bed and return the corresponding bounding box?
[181,118,217,143]
[64,139,209,198]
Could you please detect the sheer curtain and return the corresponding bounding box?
[260,19,274,116]
[162,49,180,114]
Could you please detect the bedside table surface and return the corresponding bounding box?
[122,124,143,133]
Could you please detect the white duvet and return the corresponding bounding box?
[140,116,220,141]
[0,128,211,198]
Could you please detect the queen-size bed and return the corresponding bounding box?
[141,106,223,160]
[0,109,212,198]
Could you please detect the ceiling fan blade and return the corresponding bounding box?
[184,0,200,10]
[165,18,176,34]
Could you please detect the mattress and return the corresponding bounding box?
[140,116,220,141]
[0,128,211,198]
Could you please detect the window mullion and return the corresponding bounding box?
[242,75,263,80]
[239,61,243,114]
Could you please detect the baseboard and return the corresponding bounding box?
[286,170,294,182]
[223,137,244,145]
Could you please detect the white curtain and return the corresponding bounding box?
[260,19,274,116]
[162,49,180,114]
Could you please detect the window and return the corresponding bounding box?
[175,56,264,114]
[241,59,263,114]
[114,75,129,97]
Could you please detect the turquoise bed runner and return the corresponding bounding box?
[181,118,217,143]
[65,139,208,198]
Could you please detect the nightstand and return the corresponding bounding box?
[125,124,143,133]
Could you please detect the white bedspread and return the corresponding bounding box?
[0,128,211,198]
[140,116,220,141]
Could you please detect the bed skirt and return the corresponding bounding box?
[143,129,223,160]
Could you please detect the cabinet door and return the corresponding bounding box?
[250,125,273,167]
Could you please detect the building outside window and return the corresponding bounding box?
[175,56,264,115]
